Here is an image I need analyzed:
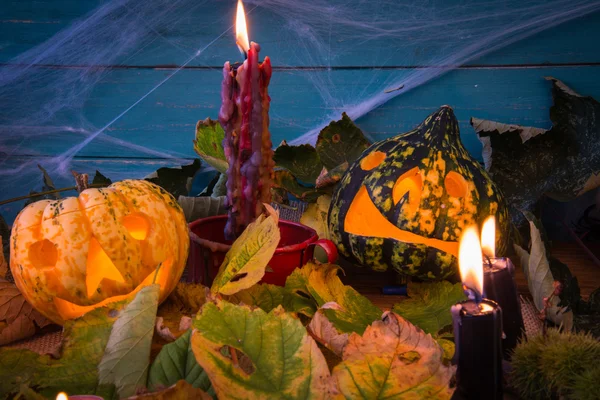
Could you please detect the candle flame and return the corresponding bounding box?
[235,0,250,56]
[481,215,496,258]
[458,225,484,296]
[56,393,68,400]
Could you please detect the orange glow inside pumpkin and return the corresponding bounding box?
[122,213,150,240]
[444,171,468,198]
[360,151,386,171]
[86,237,125,297]
[29,239,57,269]
[55,258,173,321]
[345,185,458,256]
[392,167,423,212]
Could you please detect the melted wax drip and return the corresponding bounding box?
[220,42,274,240]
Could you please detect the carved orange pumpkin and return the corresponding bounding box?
[9,180,189,324]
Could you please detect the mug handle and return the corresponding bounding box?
[308,239,338,263]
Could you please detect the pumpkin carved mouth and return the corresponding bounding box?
[53,259,172,321]
[344,185,459,256]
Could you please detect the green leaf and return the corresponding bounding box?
[92,170,112,186]
[128,380,212,400]
[211,207,280,295]
[25,165,60,206]
[299,195,332,240]
[191,300,330,399]
[330,312,455,399]
[99,284,160,398]
[297,263,382,335]
[145,159,202,198]
[273,143,323,184]
[226,283,316,317]
[392,281,466,335]
[315,112,370,171]
[272,170,327,203]
[38,164,58,195]
[148,330,214,396]
[0,298,129,397]
[194,118,228,174]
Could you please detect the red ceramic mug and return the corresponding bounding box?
[186,215,338,286]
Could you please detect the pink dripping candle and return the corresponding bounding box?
[219,0,274,240]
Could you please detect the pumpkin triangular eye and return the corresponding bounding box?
[392,167,423,211]
[86,237,125,297]
[122,213,150,240]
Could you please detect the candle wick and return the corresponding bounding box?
[463,284,483,304]
[236,40,249,60]
[484,254,493,266]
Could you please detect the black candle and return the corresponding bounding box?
[452,225,504,399]
[483,257,525,358]
[452,299,503,399]
[480,215,525,358]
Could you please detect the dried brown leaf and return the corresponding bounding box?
[307,302,349,356]
[155,317,177,342]
[0,281,52,345]
[0,237,7,279]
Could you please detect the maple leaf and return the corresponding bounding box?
[472,77,600,228]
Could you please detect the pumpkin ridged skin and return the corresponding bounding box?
[10,180,189,324]
[328,106,510,280]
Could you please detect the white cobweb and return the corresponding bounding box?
[1,0,599,219]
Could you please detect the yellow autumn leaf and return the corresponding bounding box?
[329,312,455,399]
[211,205,280,296]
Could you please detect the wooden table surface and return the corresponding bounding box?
[345,241,600,310]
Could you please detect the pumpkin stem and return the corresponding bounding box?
[71,171,90,192]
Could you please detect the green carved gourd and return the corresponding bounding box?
[328,106,509,279]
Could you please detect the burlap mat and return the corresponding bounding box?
[4,201,308,354]
[8,328,63,355]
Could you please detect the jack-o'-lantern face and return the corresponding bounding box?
[328,106,509,279]
[10,180,189,325]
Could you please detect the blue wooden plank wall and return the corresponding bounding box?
[1,0,600,235]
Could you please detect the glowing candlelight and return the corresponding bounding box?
[235,0,250,56]
[452,224,504,398]
[458,225,483,299]
[56,393,68,400]
[481,215,495,258]
[480,214,525,357]
[221,0,274,240]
